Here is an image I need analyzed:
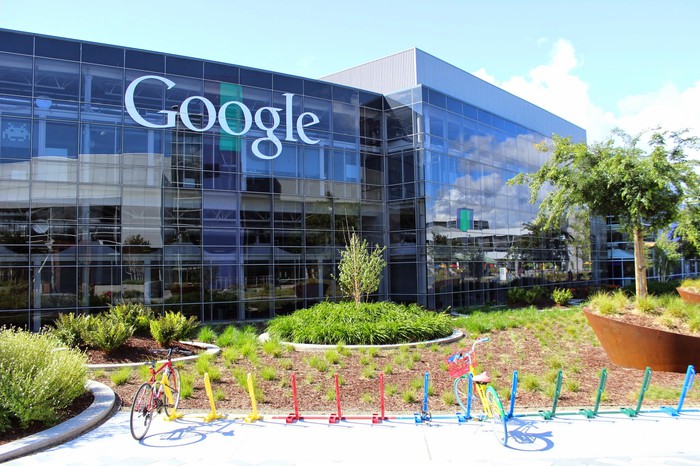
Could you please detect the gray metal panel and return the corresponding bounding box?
[415,49,585,141]
[321,49,418,95]
[322,47,585,142]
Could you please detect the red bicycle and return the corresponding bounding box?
[129,347,190,440]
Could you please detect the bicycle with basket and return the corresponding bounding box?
[447,337,508,445]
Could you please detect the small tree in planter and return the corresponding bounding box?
[333,230,386,307]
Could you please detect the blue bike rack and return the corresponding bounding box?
[507,370,518,419]
[660,365,696,416]
[414,372,432,424]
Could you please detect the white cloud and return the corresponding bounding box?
[473,39,700,159]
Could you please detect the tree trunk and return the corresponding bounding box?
[633,226,648,300]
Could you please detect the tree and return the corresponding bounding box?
[509,128,699,299]
[333,230,386,307]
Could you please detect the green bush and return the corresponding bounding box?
[552,288,574,306]
[624,279,682,296]
[0,328,87,432]
[150,311,199,347]
[107,303,154,335]
[52,312,90,347]
[266,301,453,345]
[51,312,134,352]
[506,287,527,306]
[82,315,134,354]
[525,286,548,305]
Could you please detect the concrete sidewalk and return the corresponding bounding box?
[5,408,700,465]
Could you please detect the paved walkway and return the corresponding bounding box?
[5,407,700,465]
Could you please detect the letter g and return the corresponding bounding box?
[125,75,178,129]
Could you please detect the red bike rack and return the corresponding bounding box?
[276,372,390,424]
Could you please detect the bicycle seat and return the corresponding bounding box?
[472,372,491,384]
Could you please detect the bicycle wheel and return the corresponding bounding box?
[485,386,508,446]
[162,367,181,417]
[453,375,471,413]
[130,383,154,441]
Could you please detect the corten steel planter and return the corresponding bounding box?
[677,287,700,305]
[583,309,700,373]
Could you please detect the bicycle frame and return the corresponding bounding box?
[147,350,176,405]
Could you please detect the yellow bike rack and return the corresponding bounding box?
[244,372,262,423]
[162,373,184,421]
[203,372,226,423]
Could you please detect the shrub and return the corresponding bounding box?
[266,301,453,345]
[107,302,154,335]
[150,311,199,347]
[0,328,87,431]
[51,312,134,353]
[525,286,548,305]
[52,312,89,347]
[506,287,527,306]
[82,315,134,354]
[552,288,574,306]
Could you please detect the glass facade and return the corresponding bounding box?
[0,30,600,328]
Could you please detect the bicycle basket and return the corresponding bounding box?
[446,353,472,378]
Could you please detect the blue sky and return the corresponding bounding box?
[1,0,698,149]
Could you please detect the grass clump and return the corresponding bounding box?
[0,328,88,432]
[196,325,217,344]
[588,290,629,315]
[266,301,453,345]
[110,367,132,386]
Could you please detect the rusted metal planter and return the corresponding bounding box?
[677,287,700,305]
[583,309,700,373]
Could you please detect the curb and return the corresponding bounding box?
[86,341,220,371]
[276,329,465,351]
[0,380,118,463]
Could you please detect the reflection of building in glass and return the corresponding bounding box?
[0,30,601,328]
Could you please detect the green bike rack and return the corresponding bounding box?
[621,366,651,417]
[539,370,563,420]
[580,368,607,418]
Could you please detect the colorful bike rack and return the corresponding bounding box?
[162,373,184,421]
[202,372,226,423]
[414,372,432,424]
[276,372,390,424]
[660,365,696,416]
[580,368,607,418]
[621,367,651,417]
[539,370,563,420]
[183,359,699,429]
[507,370,518,419]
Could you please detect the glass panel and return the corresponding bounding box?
[0,52,33,96]
[0,117,31,161]
[82,43,124,67]
[273,143,300,177]
[32,120,79,158]
[125,50,164,73]
[166,56,203,78]
[302,97,331,132]
[80,124,122,156]
[81,64,124,106]
[332,101,359,135]
[34,58,80,101]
